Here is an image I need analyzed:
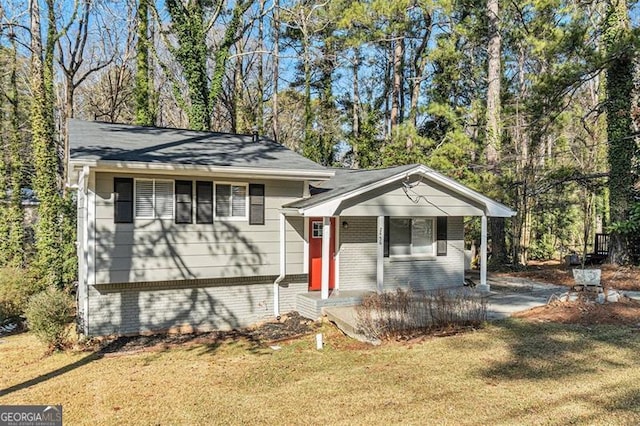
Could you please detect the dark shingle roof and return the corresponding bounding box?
[283,164,418,209]
[68,119,327,171]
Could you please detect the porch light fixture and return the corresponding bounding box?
[342,221,348,230]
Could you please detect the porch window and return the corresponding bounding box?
[215,183,247,219]
[135,179,174,219]
[389,217,435,256]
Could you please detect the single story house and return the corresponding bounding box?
[68,119,516,336]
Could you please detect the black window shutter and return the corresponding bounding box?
[114,178,133,223]
[383,216,390,257]
[196,181,213,224]
[249,184,265,225]
[175,180,193,224]
[437,216,448,256]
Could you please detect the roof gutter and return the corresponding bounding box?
[68,159,335,182]
[293,164,516,218]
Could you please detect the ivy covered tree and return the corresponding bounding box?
[30,0,63,286]
[604,0,637,264]
[164,0,251,131]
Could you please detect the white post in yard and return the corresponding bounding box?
[321,216,331,300]
[377,215,384,293]
[478,214,490,293]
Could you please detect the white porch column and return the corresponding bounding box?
[321,216,331,299]
[478,215,490,293]
[376,215,384,293]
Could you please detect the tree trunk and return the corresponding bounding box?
[605,0,634,264]
[390,35,403,134]
[383,44,391,139]
[352,50,361,168]
[135,0,153,126]
[272,0,280,142]
[231,40,243,133]
[485,0,507,266]
[303,36,313,155]
[256,0,265,134]
[485,0,501,167]
[208,0,252,130]
[7,37,25,267]
[409,11,431,128]
[31,0,62,286]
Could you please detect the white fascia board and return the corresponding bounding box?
[68,159,334,181]
[297,164,516,218]
[280,208,302,216]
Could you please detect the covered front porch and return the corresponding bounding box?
[273,164,516,319]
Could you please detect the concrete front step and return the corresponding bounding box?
[296,290,372,321]
[323,306,380,345]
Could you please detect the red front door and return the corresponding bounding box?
[309,218,335,291]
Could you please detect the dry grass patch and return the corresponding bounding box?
[2,321,640,425]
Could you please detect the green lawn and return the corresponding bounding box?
[1,320,640,425]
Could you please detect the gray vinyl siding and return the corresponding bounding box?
[338,217,377,291]
[86,278,308,335]
[384,216,465,290]
[93,172,305,284]
[338,216,465,292]
[339,179,485,217]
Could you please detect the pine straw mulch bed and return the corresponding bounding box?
[92,312,320,355]
[496,260,640,291]
[513,294,640,327]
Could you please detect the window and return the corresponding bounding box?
[196,181,213,224]
[135,179,174,219]
[389,217,435,256]
[114,178,133,223]
[215,184,247,218]
[312,221,323,238]
[249,184,265,225]
[437,217,448,256]
[175,180,193,224]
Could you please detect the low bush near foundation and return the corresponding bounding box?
[355,288,486,340]
[25,287,75,350]
[0,267,40,321]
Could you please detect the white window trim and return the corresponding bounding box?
[134,178,175,219]
[214,182,249,221]
[389,217,436,259]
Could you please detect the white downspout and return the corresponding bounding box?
[80,165,90,335]
[273,212,286,318]
[478,214,490,293]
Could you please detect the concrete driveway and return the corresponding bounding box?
[483,276,568,320]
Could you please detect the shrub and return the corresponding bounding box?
[356,288,487,340]
[25,288,75,349]
[0,267,41,321]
